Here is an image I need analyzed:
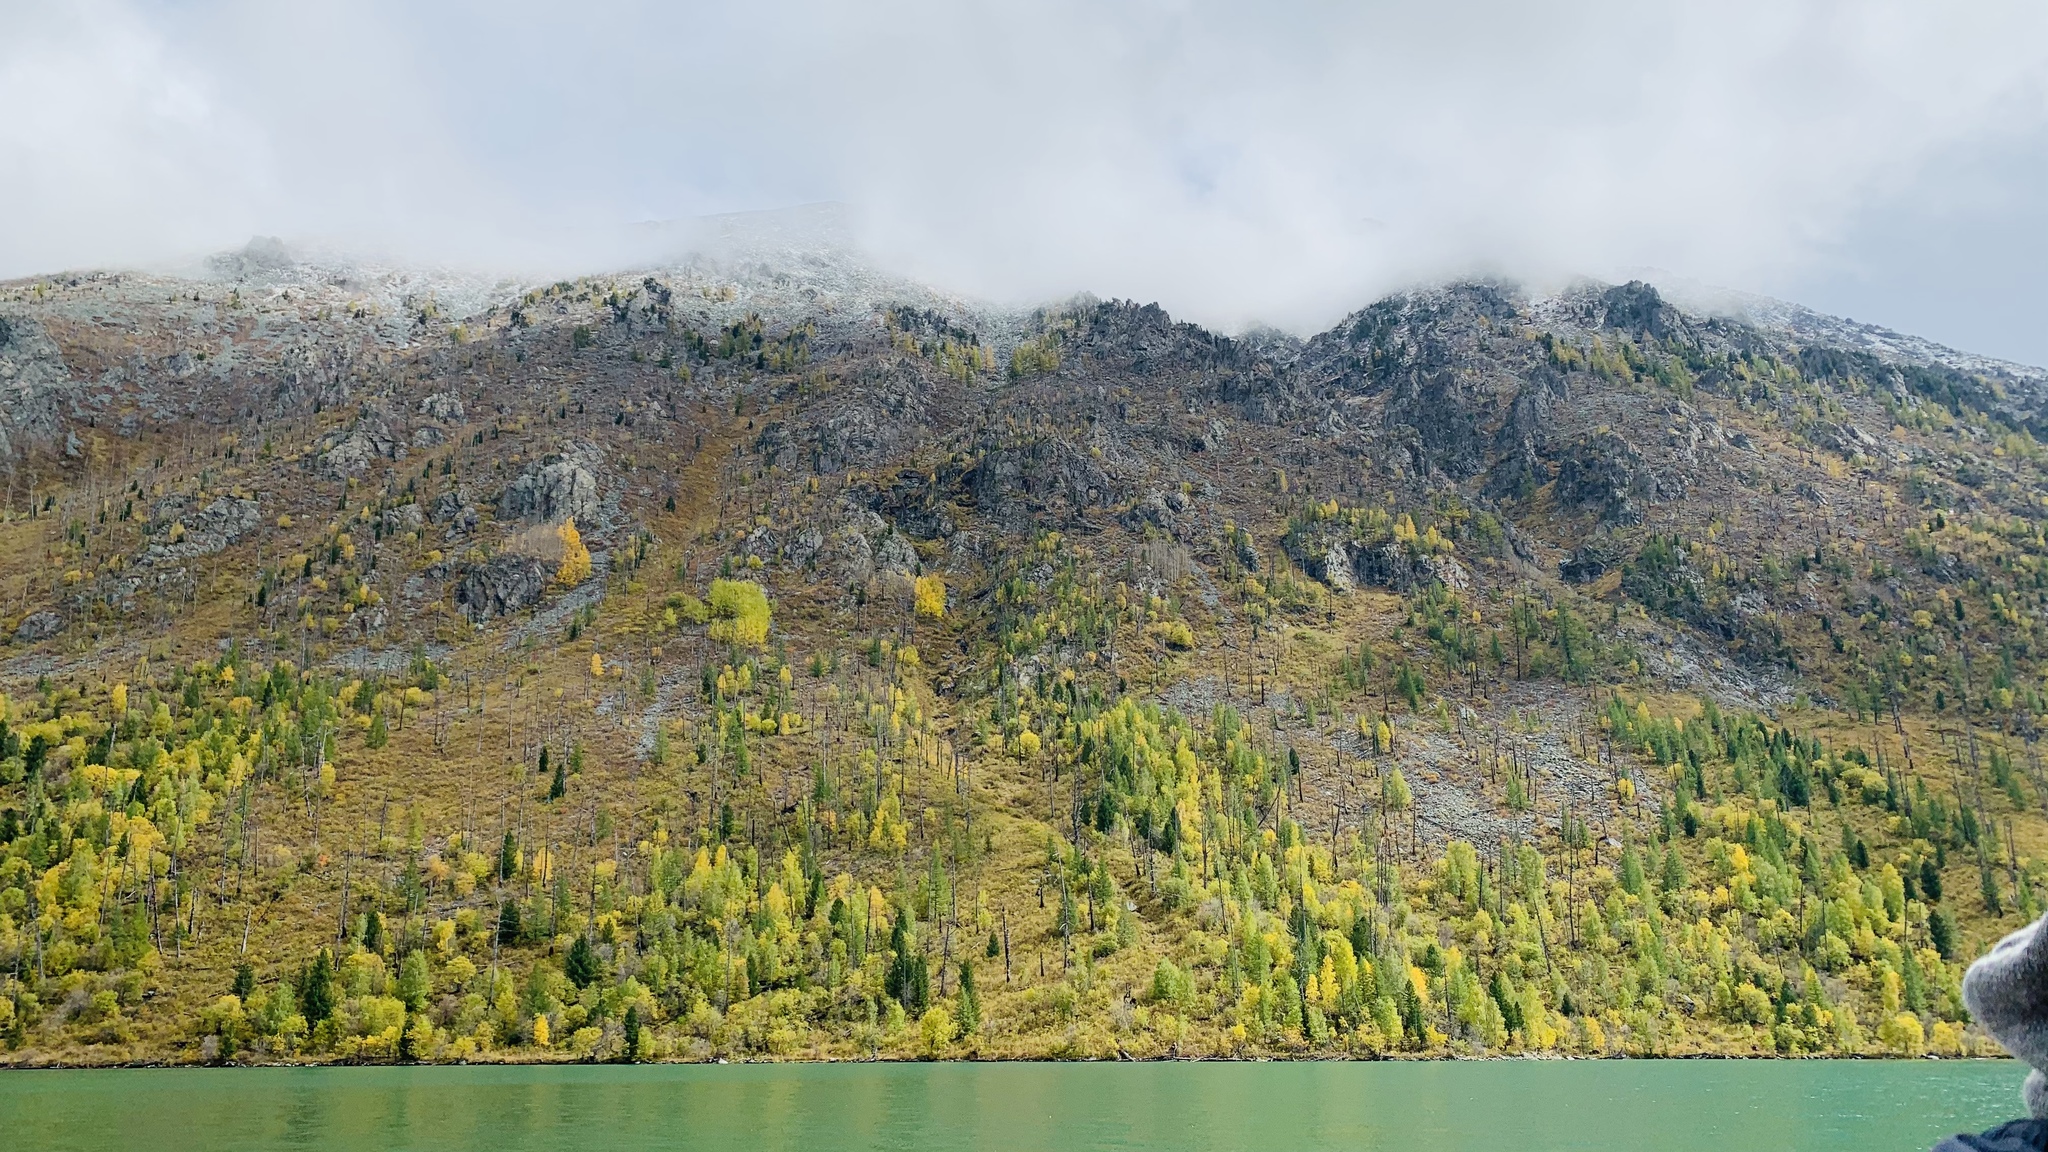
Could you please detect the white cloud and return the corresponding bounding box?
[3,0,2046,342]
[0,0,272,272]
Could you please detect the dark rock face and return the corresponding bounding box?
[1593,281,1690,342]
[1560,535,1626,584]
[752,421,790,468]
[863,468,959,542]
[500,447,601,525]
[13,610,62,642]
[1485,376,1565,500]
[454,554,553,621]
[1064,300,1279,422]
[430,488,479,533]
[1350,542,1468,593]
[788,360,935,475]
[1297,284,1526,480]
[808,408,888,474]
[951,434,1124,534]
[1234,532,1263,573]
[1554,431,1665,526]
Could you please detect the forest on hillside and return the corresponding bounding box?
[1,263,2045,1064]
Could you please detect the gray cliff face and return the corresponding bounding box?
[0,312,84,464]
[500,446,604,527]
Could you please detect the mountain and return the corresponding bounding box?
[0,235,2041,1064]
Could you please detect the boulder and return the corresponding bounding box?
[827,527,875,586]
[1122,489,1178,534]
[1561,535,1627,584]
[788,528,824,571]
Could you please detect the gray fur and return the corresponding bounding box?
[1963,914,2048,1117]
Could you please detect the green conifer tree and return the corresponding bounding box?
[958,960,981,1035]
[884,915,929,1012]
[565,934,601,987]
[299,950,336,1024]
[497,899,522,946]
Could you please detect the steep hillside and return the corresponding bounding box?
[1,242,2045,1064]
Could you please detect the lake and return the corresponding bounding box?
[0,1059,2027,1151]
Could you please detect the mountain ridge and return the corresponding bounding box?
[0,241,2042,1066]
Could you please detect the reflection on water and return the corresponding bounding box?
[0,1059,2027,1152]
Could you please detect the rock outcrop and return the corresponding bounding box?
[12,610,62,643]
[143,497,260,564]
[500,446,602,525]
[454,554,554,621]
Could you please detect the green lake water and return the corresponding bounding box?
[0,1059,2028,1151]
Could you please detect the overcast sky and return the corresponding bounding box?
[5,0,2047,364]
